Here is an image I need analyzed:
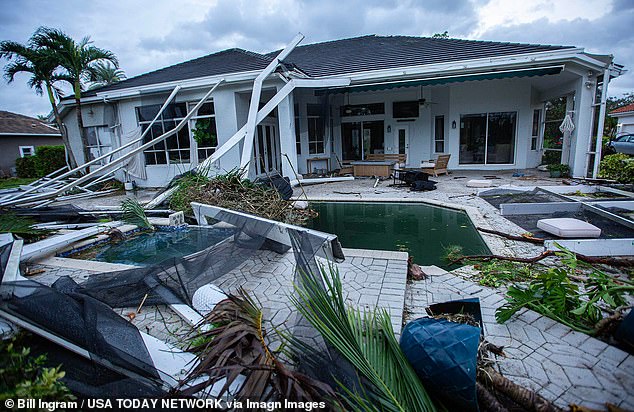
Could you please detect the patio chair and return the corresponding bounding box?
[421,154,450,177]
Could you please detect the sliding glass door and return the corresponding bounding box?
[459,112,516,165]
[341,121,384,161]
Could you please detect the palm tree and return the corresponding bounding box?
[33,28,119,164]
[88,61,125,89]
[0,39,77,167]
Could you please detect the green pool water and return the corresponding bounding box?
[309,202,490,268]
[89,226,235,266]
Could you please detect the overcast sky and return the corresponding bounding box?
[1,0,632,117]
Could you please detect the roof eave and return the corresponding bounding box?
[609,111,634,117]
[0,132,62,137]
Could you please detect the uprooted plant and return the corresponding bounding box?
[496,247,634,336]
[178,288,338,407]
[169,169,315,225]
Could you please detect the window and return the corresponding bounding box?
[307,104,325,154]
[340,103,384,117]
[294,103,301,155]
[137,101,216,165]
[531,109,541,151]
[393,101,419,118]
[434,116,445,153]
[86,126,113,164]
[19,146,35,157]
[459,112,516,165]
[189,102,217,162]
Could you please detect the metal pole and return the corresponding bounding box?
[592,67,611,178]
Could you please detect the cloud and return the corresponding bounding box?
[139,0,479,54]
[0,0,632,117]
[475,3,634,95]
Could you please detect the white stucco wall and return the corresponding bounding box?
[447,78,535,170]
[614,113,634,135]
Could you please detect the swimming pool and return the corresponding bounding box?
[309,201,489,268]
[81,226,235,266]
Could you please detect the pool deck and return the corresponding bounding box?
[297,170,634,409]
[26,169,634,408]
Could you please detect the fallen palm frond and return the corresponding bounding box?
[169,169,316,225]
[178,288,338,407]
[120,198,152,230]
[478,368,561,412]
[291,264,438,412]
[0,211,50,242]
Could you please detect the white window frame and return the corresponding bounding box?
[307,104,325,155]
[137,101,215,166]
[434,115,445,153]
[531,109,541,151]
[459,111,517,165]
[19,146,35,158]
[85,126,113,164]
[187,101,217,164]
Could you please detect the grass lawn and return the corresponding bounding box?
[0,177,36,190]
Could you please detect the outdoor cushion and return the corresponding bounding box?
[466,179,493,188]
[536,218,601,238]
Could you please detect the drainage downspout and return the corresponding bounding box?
[592,66,611,178]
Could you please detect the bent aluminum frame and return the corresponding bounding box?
[191,202,345,263]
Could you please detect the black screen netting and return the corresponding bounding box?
[1,206,348,398]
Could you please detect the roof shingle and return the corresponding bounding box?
[0,111,61,135]
[82,35,575,97]
[273,35,574,77]
[83,48,271,97]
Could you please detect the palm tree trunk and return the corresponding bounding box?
[46,82,77,169]
[74,80,91,165]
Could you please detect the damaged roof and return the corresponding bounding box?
[83,35,575,97]
[0,111,61,135]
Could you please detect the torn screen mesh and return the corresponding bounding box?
[0,208,353,398]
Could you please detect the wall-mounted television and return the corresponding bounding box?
[393,101,419,119]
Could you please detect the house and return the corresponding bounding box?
[0,110,62,176]
[609,103,634,136]
[57,35,625,187]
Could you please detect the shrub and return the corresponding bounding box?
[0,333,75,402]
[599,153,634,183]
[34,145,66,177]
[546,163,570,177]
[15,156,37,178]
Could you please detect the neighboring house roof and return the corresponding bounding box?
[84,48,272,97]
[609,103,634,116]
[82,35,574,98]
[0,111,61,136]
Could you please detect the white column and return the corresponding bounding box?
[569,75,595,177]
[277,89,298,179]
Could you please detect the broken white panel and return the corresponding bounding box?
[500,202,581,216]
[544,238,634,256]
[21,222,122,262]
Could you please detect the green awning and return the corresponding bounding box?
[316,65,564,95]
